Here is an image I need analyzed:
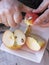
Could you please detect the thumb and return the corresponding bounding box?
[13,12,22,24]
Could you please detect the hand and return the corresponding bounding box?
[0,0,33,27]
[0,0,22,27]
[33,0,49,27]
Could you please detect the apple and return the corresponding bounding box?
[26,34,45,51]
[2,30,26,50]
[24,11,38,25]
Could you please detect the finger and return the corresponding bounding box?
[10,6,22,24]
[34,9,49,25]
[33,1,48,13]
[13,6,22,24]
[38,18,49,27]
[5,9,17,27]
[39,22,49,27]
[14,12,22,24]
[1,12,9,26]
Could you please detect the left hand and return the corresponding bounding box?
[33,0,49,27]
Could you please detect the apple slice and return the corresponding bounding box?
[26,34,45,51]
[2,30,26,50]
[2,30,15,49]
[26,37,41,51]
[14,30,26,46]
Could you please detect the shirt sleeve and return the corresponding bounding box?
[18,0,43,9]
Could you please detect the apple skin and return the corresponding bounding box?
[24,11,38,25]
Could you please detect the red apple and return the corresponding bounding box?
[24,11,38,25]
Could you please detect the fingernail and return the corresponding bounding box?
[13,13,19,24]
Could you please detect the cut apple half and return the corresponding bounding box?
[2,30,26,50]
[26,37,41,51]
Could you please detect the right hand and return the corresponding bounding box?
[0,0,22,27]
[0,0,33,27]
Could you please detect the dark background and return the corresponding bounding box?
[18,0,43,9]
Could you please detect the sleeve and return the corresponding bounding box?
[18,0,43,9]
